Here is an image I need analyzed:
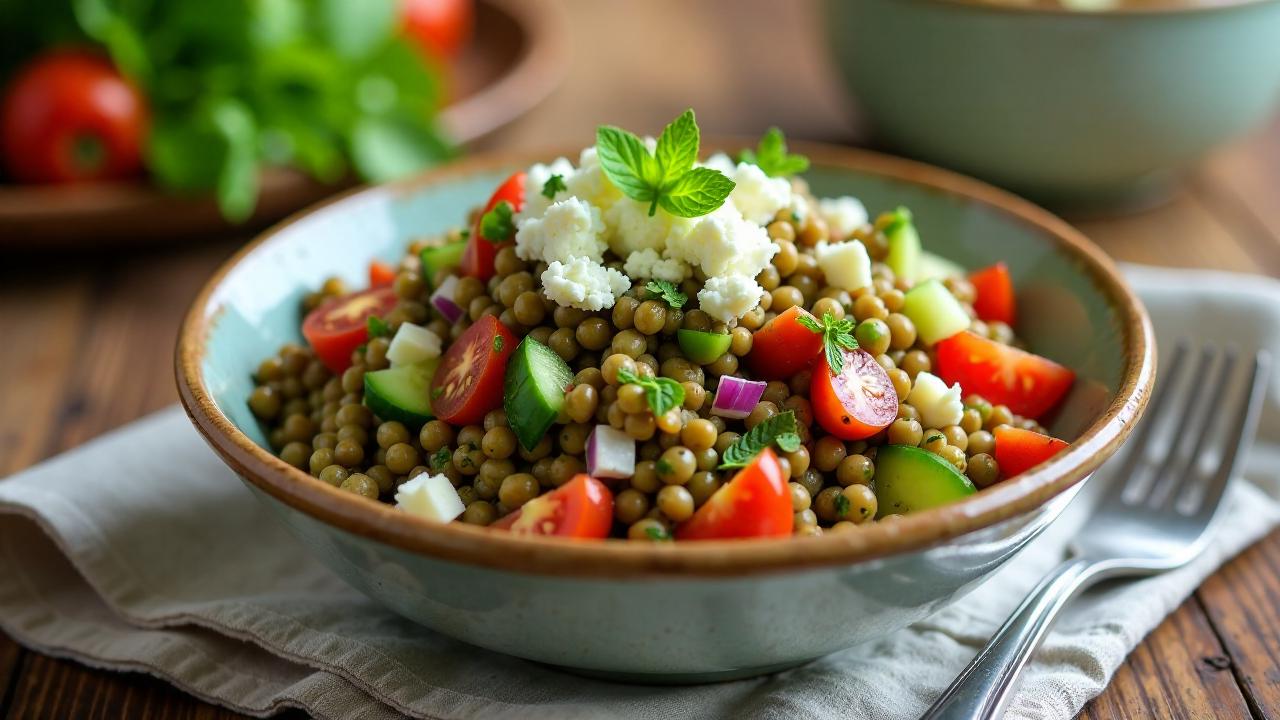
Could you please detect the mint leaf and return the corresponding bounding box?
[658,167,735,218]
[796,313,822,334]
[719,411,799,469]
[541,174,567,199]
[366,315,390,338]
[645,279,687,310]
[479,200,515,243]
[616,368,685,416]
[776,432,802,453]
[596,125,659,203]
[740,127,809,178]
[799,311,859,375]
[655,109,699,179]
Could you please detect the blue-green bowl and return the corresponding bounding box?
[176,143,1154,682]
[825,0,1280,211]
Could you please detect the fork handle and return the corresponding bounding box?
[921,557,1110,720]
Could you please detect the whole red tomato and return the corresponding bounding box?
[401,0,474,60]
[1,50,148,184]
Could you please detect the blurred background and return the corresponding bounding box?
[1,0,1280,716]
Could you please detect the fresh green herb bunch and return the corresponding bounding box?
[68,0,452,220]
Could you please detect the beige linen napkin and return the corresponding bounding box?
[0,265,1277,720]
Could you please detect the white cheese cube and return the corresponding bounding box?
[395,473,465,523]
[386,323,442,367]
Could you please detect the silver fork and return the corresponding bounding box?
[922,343,1271,720]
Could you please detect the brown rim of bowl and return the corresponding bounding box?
[176,139,1156,579]
[925,0,1275,15]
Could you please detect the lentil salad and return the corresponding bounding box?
[247,110,1077,541]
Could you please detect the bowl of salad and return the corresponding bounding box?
[176,110,1154,682]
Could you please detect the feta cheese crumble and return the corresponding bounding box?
[906,372,964,429]
[814,240,872,292]
[518,156,576,221]
[386,322,442,367]
[623,248,690,283]
[818,196,869,240]
[395,473,465,523]
[541,257,631,311]
[698,274,766,323]
[666,205,777,280]
[515,197,607,265]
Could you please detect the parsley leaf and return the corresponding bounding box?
[739,127,809,178]
[541,174,567,199]
[366,315,391,338]
[595,108,735,218]
[834,493,851,518]
[645,280,687,309]
[429,447,451,470]
[616,368,685,416]
[479,200,516,243]
[644,525,672,541]
[796,312,859,375]
[719,411,799,469]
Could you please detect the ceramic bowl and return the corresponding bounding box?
[176,142,1154,682]
[824,0,1280,211]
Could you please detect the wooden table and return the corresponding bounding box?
[2,1,1277,717]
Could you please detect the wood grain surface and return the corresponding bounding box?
[1,1,1277,718]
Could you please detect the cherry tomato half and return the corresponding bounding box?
[935,331,1075,420]
[302,287,400,374]
[460,171,525,281]
[1,50,147,184]
[429,314,516,425]
[492,474,614,539]
[676,448,791,540]
[970,262,1016,326]
[368,260,397,289]
[993,425,1069,478]
[401,0,474,61]
[746,306,824,380]
[810,348,898,441]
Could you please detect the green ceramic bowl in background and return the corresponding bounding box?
[825,0,1280,211]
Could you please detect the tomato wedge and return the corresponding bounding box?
[935,331,1075,420]
[302,287,399,373]
[430,315,515,425]
[368,260,397,288]
[810,347,898,441]
[492,474,613,539]
[676,448,791,540]
[746,306,824,380]
[993,426,1069,478]
[970,262,1016,325]
[460,171,525,280]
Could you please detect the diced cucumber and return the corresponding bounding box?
[873,445,976,518]
[918,251,966,282]
[677,329,733,365]
[419,241,466,286]
[504,337,574,451]
[902,278,970,345]
[883,206,921,284]
[364,359,440,428]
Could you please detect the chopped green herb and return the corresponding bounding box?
[656,458,673,476]
[926,433,945,445]
[834,493,851,518]
[645,525,672,541]
[776,432,802,453]
[796,311,859,375]
[479,200,516,243]
[355,343,368,354]
[493,335,504,352]
[541,174,567,199]
[645,279,687,309]
[616,368,685,416]
[596,108,735,218]
[366,315,391,338]
[719,410,799,469]
[739,127,809,178]
[429,447,450,470]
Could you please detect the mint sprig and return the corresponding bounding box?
[479,200,516,243]
[796,312,859,375]
[541,174,567,199]
[616,368,685,416]
[595,109,735,218]
[739,127,809,178]
[645,279,687,309]
[719,411,799,469]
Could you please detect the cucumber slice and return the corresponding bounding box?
[419,241,466,287]
[902,278,970,345]
[677,329,733,365]
[504,337,574,451]
[918,251,966,282]
[873,445,976,518]
[364,359,440,428]
[883,207,921,283]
